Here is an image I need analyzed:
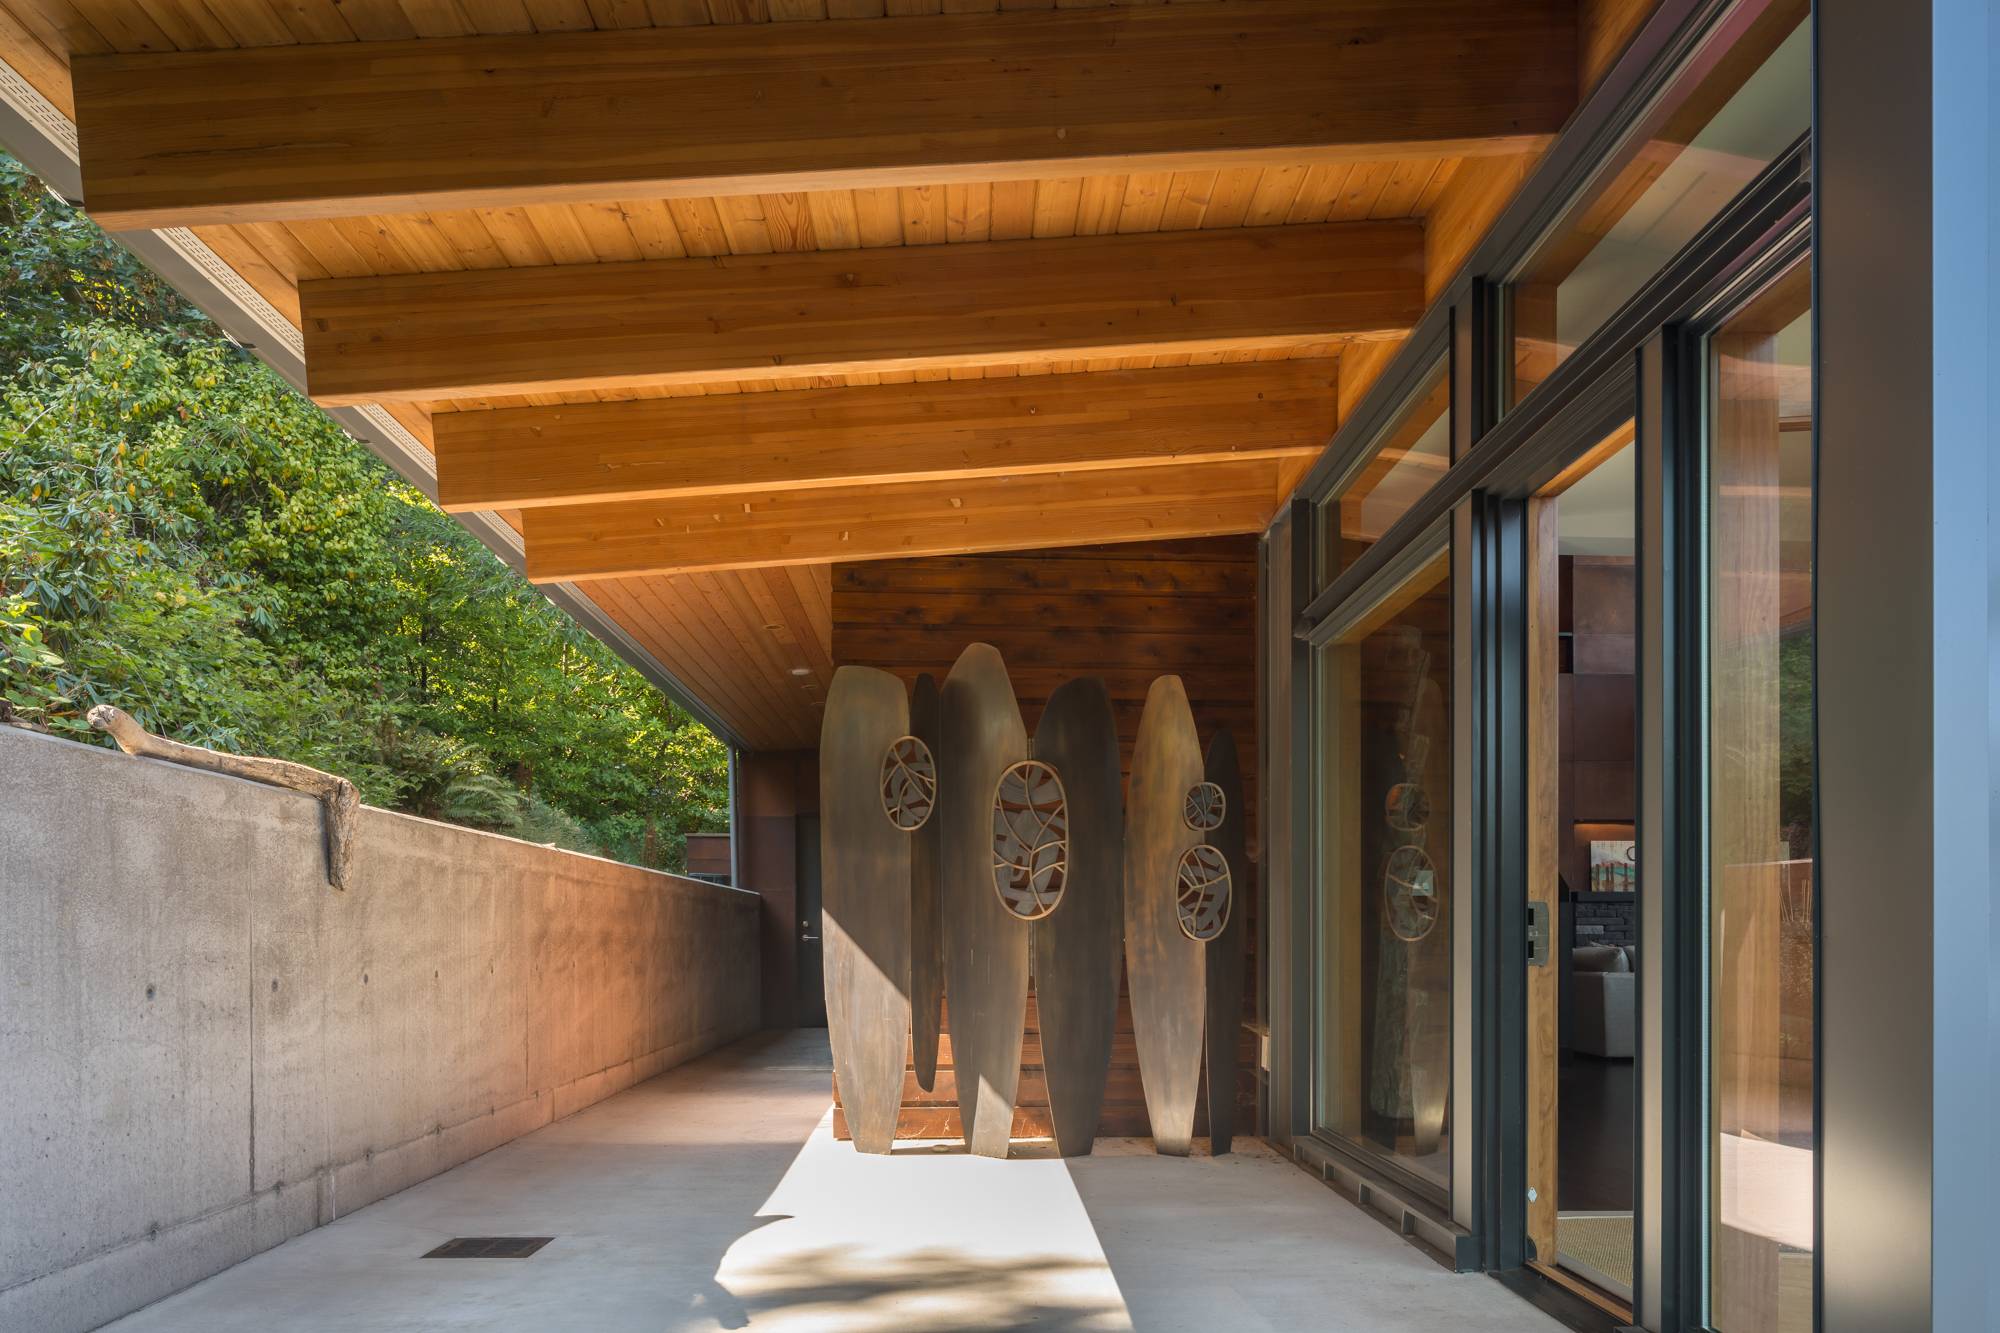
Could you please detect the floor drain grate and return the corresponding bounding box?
[423,1237,553,1260]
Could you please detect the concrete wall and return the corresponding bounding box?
[0,726,761,1332]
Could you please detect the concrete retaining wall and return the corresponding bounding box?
[0,726,761,1332]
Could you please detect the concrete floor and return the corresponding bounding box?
[105,1030,1561,1333]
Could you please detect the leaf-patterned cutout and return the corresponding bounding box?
[991,760,1068,920]
[1175,844,1232,942]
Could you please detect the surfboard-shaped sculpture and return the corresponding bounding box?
[820,666,914,1155]
[1031,677,1123,1157]
[1202,728,1248,1155]
[1125,675,1205,1156]
[909,673,945,1093]
[940,644,1030,1158]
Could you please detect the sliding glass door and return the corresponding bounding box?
[1702,259,1815,1333]
[1525,418,1641,1315]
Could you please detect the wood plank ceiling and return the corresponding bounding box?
[0,0,1635,750]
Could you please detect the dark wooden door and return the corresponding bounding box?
[796,813,827,1027]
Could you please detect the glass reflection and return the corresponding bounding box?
[1707,261,1813,1333]
[1320,360,1450,586]
[1511,4,1810,405]
[1315,550,1453,1195]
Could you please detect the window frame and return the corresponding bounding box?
[1675,228,1818,1333]
[1305,518,1459,1210]
[1495,0,1815,419]
[1281,0,1818,1309]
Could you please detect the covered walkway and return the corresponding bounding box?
[106,1030,1558,1332]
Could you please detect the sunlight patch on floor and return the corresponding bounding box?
[715,1110,1133,1331]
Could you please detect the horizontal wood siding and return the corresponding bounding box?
[831,537,1259,1141]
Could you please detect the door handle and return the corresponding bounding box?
[1527,900,1551,967]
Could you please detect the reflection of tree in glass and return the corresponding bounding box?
[1176,844,1232,941]
[991,760,1067,919]
[880,735,936,830]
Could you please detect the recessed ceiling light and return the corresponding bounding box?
[789,667,812,677]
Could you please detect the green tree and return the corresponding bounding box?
[0,155,728,872]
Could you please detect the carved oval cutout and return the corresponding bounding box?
[1183,781,1226,832]
[991,760,1068,920]
[1383,844,1441,943]
[1175,844,1232,942]
[1384,781,1430,835]
[881,735,937,831]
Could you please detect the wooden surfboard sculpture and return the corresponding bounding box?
[1202,728,1249,1155]
[940,643,1030,1158]
[909,673,946,1093]
[1125,675,1205,1156]
[1031,677,1124,1157]
[820,666,914,1156]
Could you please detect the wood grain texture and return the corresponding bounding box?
[1422,149,1541,301]
[1031,676,1124,1157]
[939,643,1030,1158]
[1202,727,1248,1155]
[819,666,912,1155]
[0,0,1571,795]
[909,672,944,1093]
[1125,674,1205,1155]
[298,223,1422,404]
[580,565,831,751]
[1579,0,1659,95]
[70,0,1575,229]
[520,460,1284,582]
[431,361,1337,512]
[1526,498,1561,1256]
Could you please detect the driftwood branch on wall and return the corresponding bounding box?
[86,704,360,890]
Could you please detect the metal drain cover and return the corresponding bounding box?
[423,1237,553,1259]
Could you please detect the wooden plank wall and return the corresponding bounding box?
[830,537,1260,1141]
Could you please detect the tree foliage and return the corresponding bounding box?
[0,156,728,871]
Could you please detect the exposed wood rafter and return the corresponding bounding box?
[434,361,1340,512]
[520,461,1285,582]
[300,222,1422,405]
[71,0,1577,230]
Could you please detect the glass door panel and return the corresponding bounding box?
[1313,549,1454,1197]
[1705,260,1814,1333]
[1527,424,1640,1313]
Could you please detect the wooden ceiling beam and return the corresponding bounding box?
[299,222,1421,405]
[72,0,1577,231]
[520,461,1285,582]
[433,361,1338,513]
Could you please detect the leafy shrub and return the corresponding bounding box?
[0,157,727,872]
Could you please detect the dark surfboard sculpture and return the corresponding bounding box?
[1202,728,1249,1155]
[1031,677,1124,1157]
[940,643,1030,1158]
[819,666,913,1155]
[1125,675,1205,1156]
[909,673,945,1093]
